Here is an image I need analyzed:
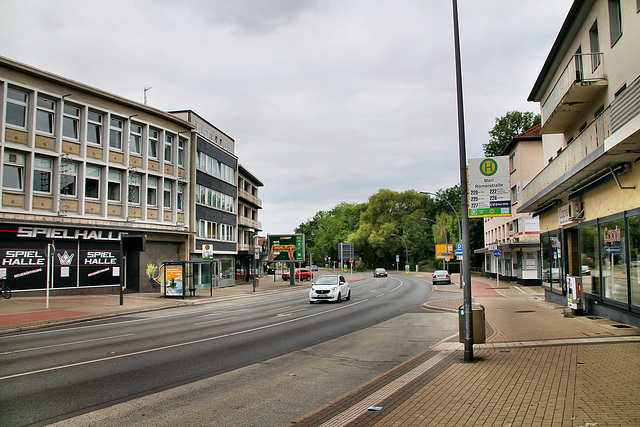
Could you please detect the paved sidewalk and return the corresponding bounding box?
[2,272,640,426]
[292,273,640,426]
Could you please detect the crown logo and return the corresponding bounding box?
[57,251,75,265]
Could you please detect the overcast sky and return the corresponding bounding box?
[0,0,573,235]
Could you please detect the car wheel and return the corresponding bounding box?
[309,300,314,304]
[336,293,341,303]
[346,290,351,300]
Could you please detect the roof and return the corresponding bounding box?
[238,164,264,186]
[500,123,542,156]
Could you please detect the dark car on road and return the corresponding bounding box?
[374,268,388,277]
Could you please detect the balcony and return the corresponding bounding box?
[541,53,607,134]
[238,188,262,208]
[520,107,611,212]
[238,216,262,230]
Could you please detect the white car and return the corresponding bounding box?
[309,274,351,303]
[432,270,451,285]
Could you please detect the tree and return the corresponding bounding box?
[483,111,541,157]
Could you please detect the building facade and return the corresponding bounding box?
[169,110,240,288]
[520,0,640,325]
[1,56,192,294]
[480,125,544,285]
[236,164,263,281]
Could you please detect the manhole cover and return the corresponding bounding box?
[611,324,632,329]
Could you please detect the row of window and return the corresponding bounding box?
[196,219,235,242]
[195,184,235,213]
[5,85,185,165]
[194,121,232,153]
[2,150,183,210]
[196,151,235,185]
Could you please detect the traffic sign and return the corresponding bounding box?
[604,247,620,254]
[493,249,502,258]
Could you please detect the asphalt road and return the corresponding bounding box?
[0,274,458,426]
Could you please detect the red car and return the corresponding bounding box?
[282,268,313,281]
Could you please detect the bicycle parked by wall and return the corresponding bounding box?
[1,279,11,299]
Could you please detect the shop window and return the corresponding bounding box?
[36,96,56,134]
[6,87,29,128]
[33,156,52,193]
[629,215,640,306]
[580,223,600,295]
[601,218,627,303]
[3,151,25,190]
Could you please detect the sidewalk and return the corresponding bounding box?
[292,273,640,426]
[2,273,640,426]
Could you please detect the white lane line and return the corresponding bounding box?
[388,283,403,292]
[275,308,307,317]
[319,350,453,427]
[0,334,134,356]
[193,317,238,326]
[0,299,369,381]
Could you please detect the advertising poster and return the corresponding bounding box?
[163,264,184,296]
[268,235,304,262]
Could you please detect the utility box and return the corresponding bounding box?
[458,304,486,344]
[567,276,583,314]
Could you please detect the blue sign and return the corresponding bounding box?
[456,243,463,251]
[604,247,620,254]
[493,249,502,258]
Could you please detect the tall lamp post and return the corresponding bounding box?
[421,218,448,270]
[390,233,408,273]
[420,191,461,243]
[252,235,260,292]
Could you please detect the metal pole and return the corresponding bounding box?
[453,0,473,362]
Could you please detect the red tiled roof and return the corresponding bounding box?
[516,123,541,138]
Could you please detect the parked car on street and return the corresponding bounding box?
[282,268,313,281]
[431,270,451,285]
[374,268,388,277]
[309,274,351,303]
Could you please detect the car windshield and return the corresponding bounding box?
[315,276,339,285]
[376,268,385,272]
[435,271,447,275]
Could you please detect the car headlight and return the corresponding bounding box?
[331,286,337,292]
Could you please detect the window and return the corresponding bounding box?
[63,104,80,140]
[33,156,52,193]
[178,139,185,167]
[148,128,159,158]
[108,170,121,202]
[36,96,55,134]
[509,153,516,173]
[3,151,25,190]
[163,180,172,208]
[109,117,123,149]
[6,87,28,128]
[629,215,640,306]
[589,21,601,72]
[87,111,103,145]
[85,166,100,199]
[164,134,173,162]
[60,163,77,196]
[128,174,141,204]
[130,123,142,154]
[147,177,157,206]
[602,218,627,303]
[580,223,600,296]
[177,183,184,211]
[608,0,622,47]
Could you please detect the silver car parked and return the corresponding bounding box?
[309,274,351,303]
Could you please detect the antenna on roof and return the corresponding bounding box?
[144,87,152,104]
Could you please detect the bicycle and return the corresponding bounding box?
[1,280,10,299]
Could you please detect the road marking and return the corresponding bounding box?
[0,334,133,356]
[193,317,237,326]
[0,299,369,381]
[268,306,291,313]
[275,308,307,317]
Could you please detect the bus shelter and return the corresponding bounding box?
[161,261,218,298]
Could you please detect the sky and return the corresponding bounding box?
[0,0,574,235]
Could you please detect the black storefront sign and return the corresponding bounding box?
[0,224,124,291]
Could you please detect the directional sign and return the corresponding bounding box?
[604,247,620,254]
[493,249,502,258]
[468,156,511,218]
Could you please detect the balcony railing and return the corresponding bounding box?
[238,216,262,230]
[541,53,606,133]
[238,188,262,207]
[522,106,611,204]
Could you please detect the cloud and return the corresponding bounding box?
[0,0,574,234]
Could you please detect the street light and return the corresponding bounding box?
[390,233,408,272]
[421,218,448,270]
[252,235,260,292]
[420,191,462,243]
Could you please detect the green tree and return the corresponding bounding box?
[483,111,541,157]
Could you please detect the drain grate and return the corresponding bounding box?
[611,324,632,329]
[514,310,535,313]
[587,316,603,320]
